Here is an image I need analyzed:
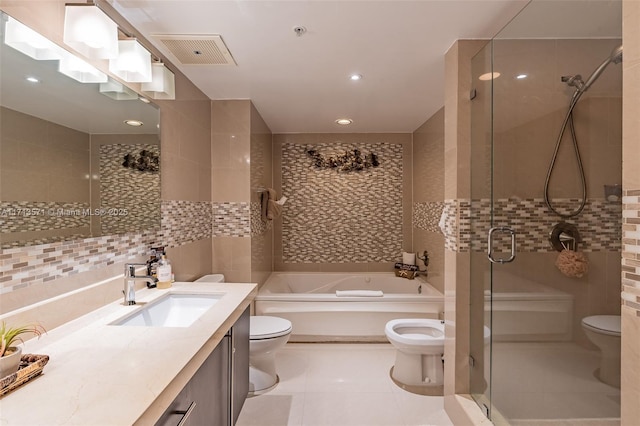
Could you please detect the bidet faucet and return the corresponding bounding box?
[123,263,158,305]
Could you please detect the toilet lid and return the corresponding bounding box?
[582,315,621,335]
[250,316,292,340]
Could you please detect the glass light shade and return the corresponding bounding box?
[109,40,152,82]
[58,52,108,83]
[4,16,63,60]
[63,5,118,59]
[141,63,175,100]
[99,79,138,100]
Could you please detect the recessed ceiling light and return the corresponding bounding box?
[335,118,353,125]
[350,74,362,81]
[515,74,528,80]
[478,72,501,81]
[124,119,144,127]
[25,76,40,83]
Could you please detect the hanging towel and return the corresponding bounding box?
[266,188,283,220]
[336,290,384,297]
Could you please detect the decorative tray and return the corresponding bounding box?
[0,354,49,397]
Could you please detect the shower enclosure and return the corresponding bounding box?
[469,1,622,424]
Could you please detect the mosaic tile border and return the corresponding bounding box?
[0,231,157,294]
[622,189,640,315]
[161,200,213,247]
[213,202,251,237]
[440,198,622,253]
[250,201,271,237]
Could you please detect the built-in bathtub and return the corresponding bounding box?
[486,270,575,342]
[255,271,575,343]
[254,272,444,342]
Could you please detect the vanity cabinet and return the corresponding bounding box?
[155,307,250,426]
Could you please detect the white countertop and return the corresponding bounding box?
[0,281,257,425]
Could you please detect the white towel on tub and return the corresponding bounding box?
[336,290,383,297]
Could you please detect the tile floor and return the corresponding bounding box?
[236,343,454,426]
[491,342,621,424]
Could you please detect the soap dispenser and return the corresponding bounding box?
[157,255,172,289]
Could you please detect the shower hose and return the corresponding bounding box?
[543,92,587,218]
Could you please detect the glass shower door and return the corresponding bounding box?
[472,1,623,423]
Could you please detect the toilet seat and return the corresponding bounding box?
[250,316,292,340]
[385,319,445,347]
[582,315,621,337]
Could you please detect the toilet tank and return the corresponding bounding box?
[195,274,225,283]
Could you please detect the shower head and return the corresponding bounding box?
[610,44,623,64]
[582,44,623,92]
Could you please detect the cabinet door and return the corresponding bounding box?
[231,307,250,424]
[188,336,230,426]
[155,338,229,426]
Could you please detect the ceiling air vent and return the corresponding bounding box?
[152,35,236,65]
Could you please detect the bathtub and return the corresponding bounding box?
[254,272,444,342]
[486,270,575,342]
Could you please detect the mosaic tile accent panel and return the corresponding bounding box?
[213,202,251,237]
[622,189,640,314]
[281,142,403,263]
[100,144,161,235]
[161,200,212,247]
[0,231,157,294]
[467,198,622,253]
[413,202,445,233]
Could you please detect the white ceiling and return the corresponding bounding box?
[110,0,531,134]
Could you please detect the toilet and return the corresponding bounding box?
[249,315,292,395]
[194,275,292,394]
[385,319,446,388]
[581,315,621,387]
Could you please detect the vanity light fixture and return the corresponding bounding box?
[109,39,152,82]
[58,51,108,83]
[4,16,64,60]
[335,118,353,125]
[478,72,501,81]
[141,62,176,100]
[63,3,119,59]
[100,79,138,100]
[124,119,144,127]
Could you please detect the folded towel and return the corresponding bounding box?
[336,290,384,297]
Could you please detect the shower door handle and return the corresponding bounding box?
[487,227,516,264]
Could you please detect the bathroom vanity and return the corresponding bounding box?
[0,280,257,425]
[156,307,250,426]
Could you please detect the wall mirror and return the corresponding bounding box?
[0,11,161,249]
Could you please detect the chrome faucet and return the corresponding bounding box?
[123,263,158,305]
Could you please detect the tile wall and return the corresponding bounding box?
[621,1,640,421]
[412,107,445,293]
[272,133,412,272]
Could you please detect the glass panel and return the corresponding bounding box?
[469,41,493,419]
[483,1,622,423]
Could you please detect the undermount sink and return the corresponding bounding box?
[112,293,223,327]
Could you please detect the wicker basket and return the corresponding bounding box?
[0,354,49,397]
